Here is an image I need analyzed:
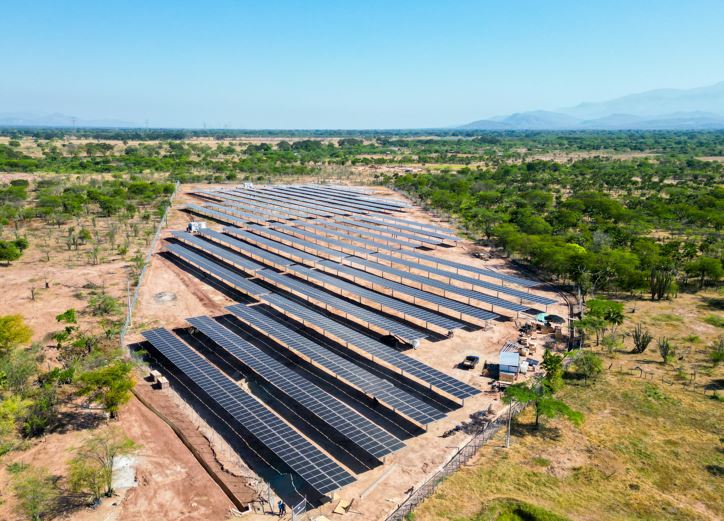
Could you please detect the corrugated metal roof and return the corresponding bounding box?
[500,351,520,366]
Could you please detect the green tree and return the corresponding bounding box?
[69,427,137,499]
[0,239,23,265]
[503,382,582,431]
[76,361,134,418]
[541,349,564,392]
[12,466,59,521]
[571,350,603,383]
[685,257,723,288]
[0,315,33,352]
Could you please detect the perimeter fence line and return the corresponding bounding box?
[119,180,180,349]
[385,400,527,521]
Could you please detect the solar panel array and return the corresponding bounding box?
[227,303,446,425]
[255,268,426,343]
[171,231,265,273]
[263,293,479,399]
[165,243,269,297]
[371,252,554,306]
[187,316,404,459]
[342,256,530,314]
[287,264,464,332]
[147,184,550,498]
[317,260,499,323]
[197,228,294,268]
[142,328,355,494]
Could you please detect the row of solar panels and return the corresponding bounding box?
[169,231,479,400]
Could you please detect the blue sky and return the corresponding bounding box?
[1,1,723,128]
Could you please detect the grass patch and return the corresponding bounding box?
[472,499,569,521]
[703,315,724,328]
[651,313,683,324]
[412,372,723,521]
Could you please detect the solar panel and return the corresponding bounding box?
[282,186,403,212]
[263,294,479,400]
[292,221,538,288]
[335,218,443,246]
[256,268,426,343]
[225,189,341,217]
[317,260,499,323]
[224,227,324,265]
[288,264,463,333]
[370,252,555,306]
[226,304,446,425]
[259,188,371,214]
[185,203,264,226]
[207,197,314,221]
[368,214,455,235]
[355,216,459,242]
[316,221,424,249]
[271,223,374,257]
[171,231,265,273]
[388,249,540,288]
[165,243,270,297]
[196,228,294,268]
[287,185,408,210]
[203,201,284,223]
[141,328,355,494]
[342,256,529,314]
[187,316,404,459]
[247,224,349,262]
[295,222,397,251]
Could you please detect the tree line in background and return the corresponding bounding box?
[391,157,722,298]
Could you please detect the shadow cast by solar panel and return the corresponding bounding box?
[159,249,259,305]
[215,314,424,440]
[176,327,379,473]
[131,341,322,506]
[253,304,460,413]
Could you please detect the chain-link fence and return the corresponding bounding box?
[119,181,180,349]
[385,401,526,521]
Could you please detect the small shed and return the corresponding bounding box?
[499,341,522,380]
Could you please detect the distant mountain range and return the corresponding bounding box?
[460,81,724,130]
[0,112,136,128]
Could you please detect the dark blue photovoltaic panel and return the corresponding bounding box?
[317,260,499,322]
[197,228,294,267]
[141,328,355,494]
[187,316,404,458]
[262,294,479,399]
[288,264,464,332]
[256,268,426,342]
[227,304,446,424]
[368,214,455,234]
[271,223,374,257]
[185,203,264,226]
[371,252,555,306]
[336,219,443,245]
[261,188,372,214]
[226,189,342,217]
[343,256,529,313]
[317,221,423,249]
[171,231,264,272]
[165,243,269,296]
[355,216,459,242]
[247,224,349,262]
[209,197,315,220]
[224,227,325,265]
